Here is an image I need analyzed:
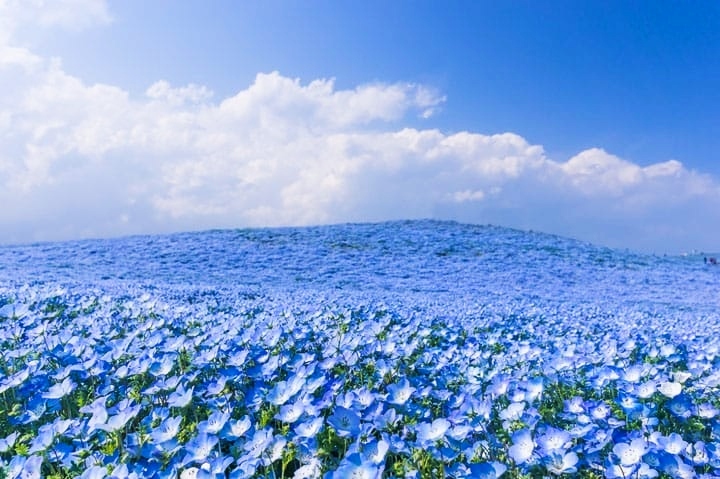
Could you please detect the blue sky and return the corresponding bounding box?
[2,1,720,252]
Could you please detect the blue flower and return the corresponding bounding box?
[668,394,693,419]
[328,406,361,438]
[149,355,176,377]
[81,396,109,434]
[660,455,695,479]
[183,433,218,465]
[80,465,108,479]
[18,454,43,479]
[536,427,571,456]
[196,457,234,479]
[42,377,76,399]
[361,439,389,465]
[416,418,450,445]
[657,381,682,398]
[386,378,415,406]
[168,384,194,408]
[243,428,274,459]
[292,458,323,479]
[28,424,55,454]
[329,453,381,479]
[657,432,689,455]
[613,438,647,467]
[0,432,18,453]
[151,415,183,444]
[267,375,305,405]
[198,410,229,435]
[99,402,141,432]
[544,451,578,475]
[220,415,252,440]
[276,400,305,424]
[295,416,324,438]
[508,429,535,465]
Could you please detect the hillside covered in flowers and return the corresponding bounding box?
[0,220,719,478]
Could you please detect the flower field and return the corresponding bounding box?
[1,220,719,478]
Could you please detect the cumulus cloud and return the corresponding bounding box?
[0,0,111,34]
[1,5,719,252]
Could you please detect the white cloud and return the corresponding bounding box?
[0,0,111,34]
[1,6,720,252]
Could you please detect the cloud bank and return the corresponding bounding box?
[1,3,719,253]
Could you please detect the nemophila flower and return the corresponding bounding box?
[335,391,355,409]
[276,400,305,423]
[329,406,361,437]
[448,424,472,442]
[657,432,689,455]
[328,453,381,479]
[353,387,376,410]
[150,355,176,376]
[594,365,620,387]
[180,468,199,479]
[196,456,234,479]
[628,462,659,479]
[563,396,585,414]
[244,428,274,459]
[80,465,108,479]
[605,462,639,478]
[416,418,450,445]
[265,436,287,466]
[295,417,324,439]
[523,377,544,403]
[17,454,44,479]
[230,457,261,479]
[658,381,682,398]
[198,410,230,435]
[168,384,194,408]
[42,376,76,399]
[28,424,55,453]
[668,394,693,419]
[361,439,389,465]
[81,396,109,434]
[499,401,525,423]
[267,375,304,405]
[220,415,252,440]
[590,402,611,420]
[151,415,183,444]
[0,367,30,393]
[613,438,647,467]
[386,378,415,405]
[617,393,642,415]
[636,380,657,399]
[698,402,719,419]
[7,455,26,479]
[672,370,692,383]
[660,455,695,479]
[100,403,141,432]
[227,348,249,367]
[372,407,399,432]
[508,429,535,465]
[536,427,571,455]
[0,432,18,453]
[145,375,182,395]
[293,457,323,479]
[465,462,507,479]
[690,441,710,466]
[544,451,579,475]
[183,433,219,465]
[205,376,227,396]
[623,365,644,383]
[108,463,140,479]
